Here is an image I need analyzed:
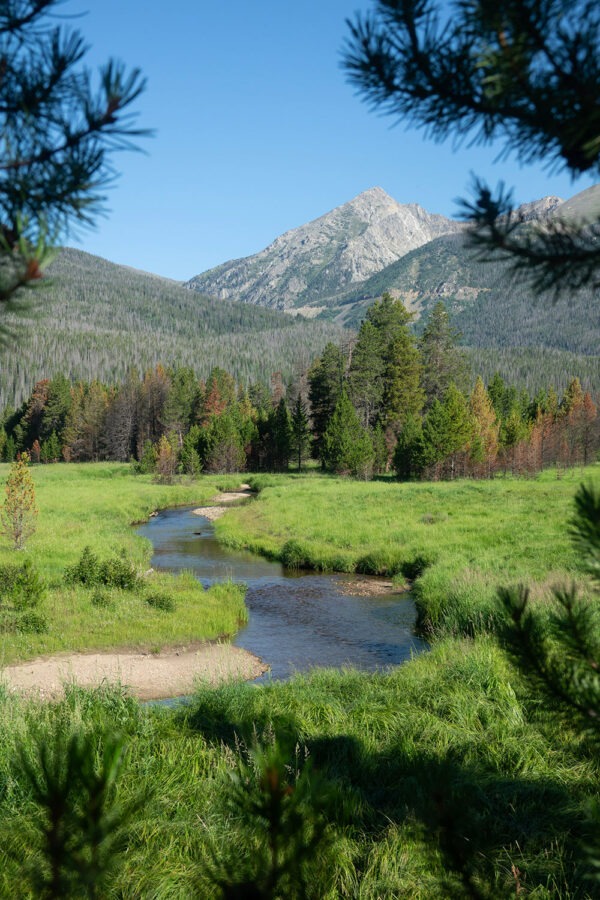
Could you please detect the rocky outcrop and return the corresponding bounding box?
[185,187,462,311]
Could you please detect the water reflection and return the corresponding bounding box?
[138,507,427,680]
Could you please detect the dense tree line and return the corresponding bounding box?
[0,365,311,477]
[310,296,599,479]
[1,296,597,481]
[0,248,347,410]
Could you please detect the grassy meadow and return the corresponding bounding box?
[0,463,248,662]
[0,461,599,895]
[218,465,600,638]
[0,638,597,896]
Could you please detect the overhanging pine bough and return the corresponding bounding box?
[343,0,600,293]
[0,0,150,304]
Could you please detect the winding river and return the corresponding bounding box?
[138,507,427,681]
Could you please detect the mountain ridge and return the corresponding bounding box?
[185,187,463,310]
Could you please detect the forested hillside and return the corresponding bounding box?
[332,228,599,393]
[336,229,599,353]
[4,296,597,483]
[0,249,347,408]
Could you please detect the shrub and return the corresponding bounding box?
[98,555,139,590]
[145,593,175,612]
[0,559,46,609]
[14,610,48,633]
[65,546,100,586]
[66,548,138,590]
[91,589,113,608]
[281,539,311,570]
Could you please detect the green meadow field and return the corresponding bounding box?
[0,463,248,662]
[219,465,599,638]
[0,461,598,896]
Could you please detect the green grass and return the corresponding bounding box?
[0,637,596,896]
[219,465,600,637]
[0,463,597,894]
[0,463,249,662]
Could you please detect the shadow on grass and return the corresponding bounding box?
[180,694,587,897]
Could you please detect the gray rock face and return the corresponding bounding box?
[185,187,462,310]
[514,195,563,221]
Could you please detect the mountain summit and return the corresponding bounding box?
[185,187,462,313]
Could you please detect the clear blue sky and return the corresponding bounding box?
[64,0,594,280]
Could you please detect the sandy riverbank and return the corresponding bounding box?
[1,643,268,701]
[192,484,253,521]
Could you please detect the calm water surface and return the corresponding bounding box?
[138,507,427,681]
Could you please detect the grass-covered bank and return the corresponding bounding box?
[0,463,248,663]
[0,637,597,897]
[0,462,598,895]
[217,465,600,637]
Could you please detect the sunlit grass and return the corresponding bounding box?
[0,463,248,662]
[219,465,600,636]
[0,637,594,896]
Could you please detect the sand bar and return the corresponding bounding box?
[2,643,268,701]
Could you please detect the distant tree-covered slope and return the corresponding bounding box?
[334,229,599,355]
[333,186,600,356]
[0,249,348,408]
[464,347,600,395]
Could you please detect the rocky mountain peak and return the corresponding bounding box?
[186,188,462,312]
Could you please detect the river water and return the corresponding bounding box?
[138,507,427,681]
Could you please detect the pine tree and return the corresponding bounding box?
[40,431,61,464]
[290,396,311,471]
[420,385,473,478]
[308,343,346,460]
[365,291,413,344]
[204,414,246,474]
[180,425,202,477]
[268,398,292,472]
[498,483,600,878]
[1,452,38,549]
[4,434,16,462]
[382,329,425,433]
[162,367,199,443]
[371,422,388,475]
[469,377,499,471]
[322,390,374,479]
[420,302,469,407]
[0,0,148,307]
[347,320,386,428]
[393,415,424,481]
[154,433,178,484]
[103,369,140,462]
[343,0,600,293]
[40,373,72,444]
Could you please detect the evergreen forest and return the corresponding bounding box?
[0,249,346,409]
[3,295,598,482]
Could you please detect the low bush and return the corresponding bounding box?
[98,555,139,590]
[145,592,176,612]
[0,559,46,609]
[13,610,47,633]
[91,589,113,608]
[64,545,100,585]
[0,560,47,633]
[281,539,311,570]
[66,547,139,590]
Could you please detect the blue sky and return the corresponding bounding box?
[64,0,594,280]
